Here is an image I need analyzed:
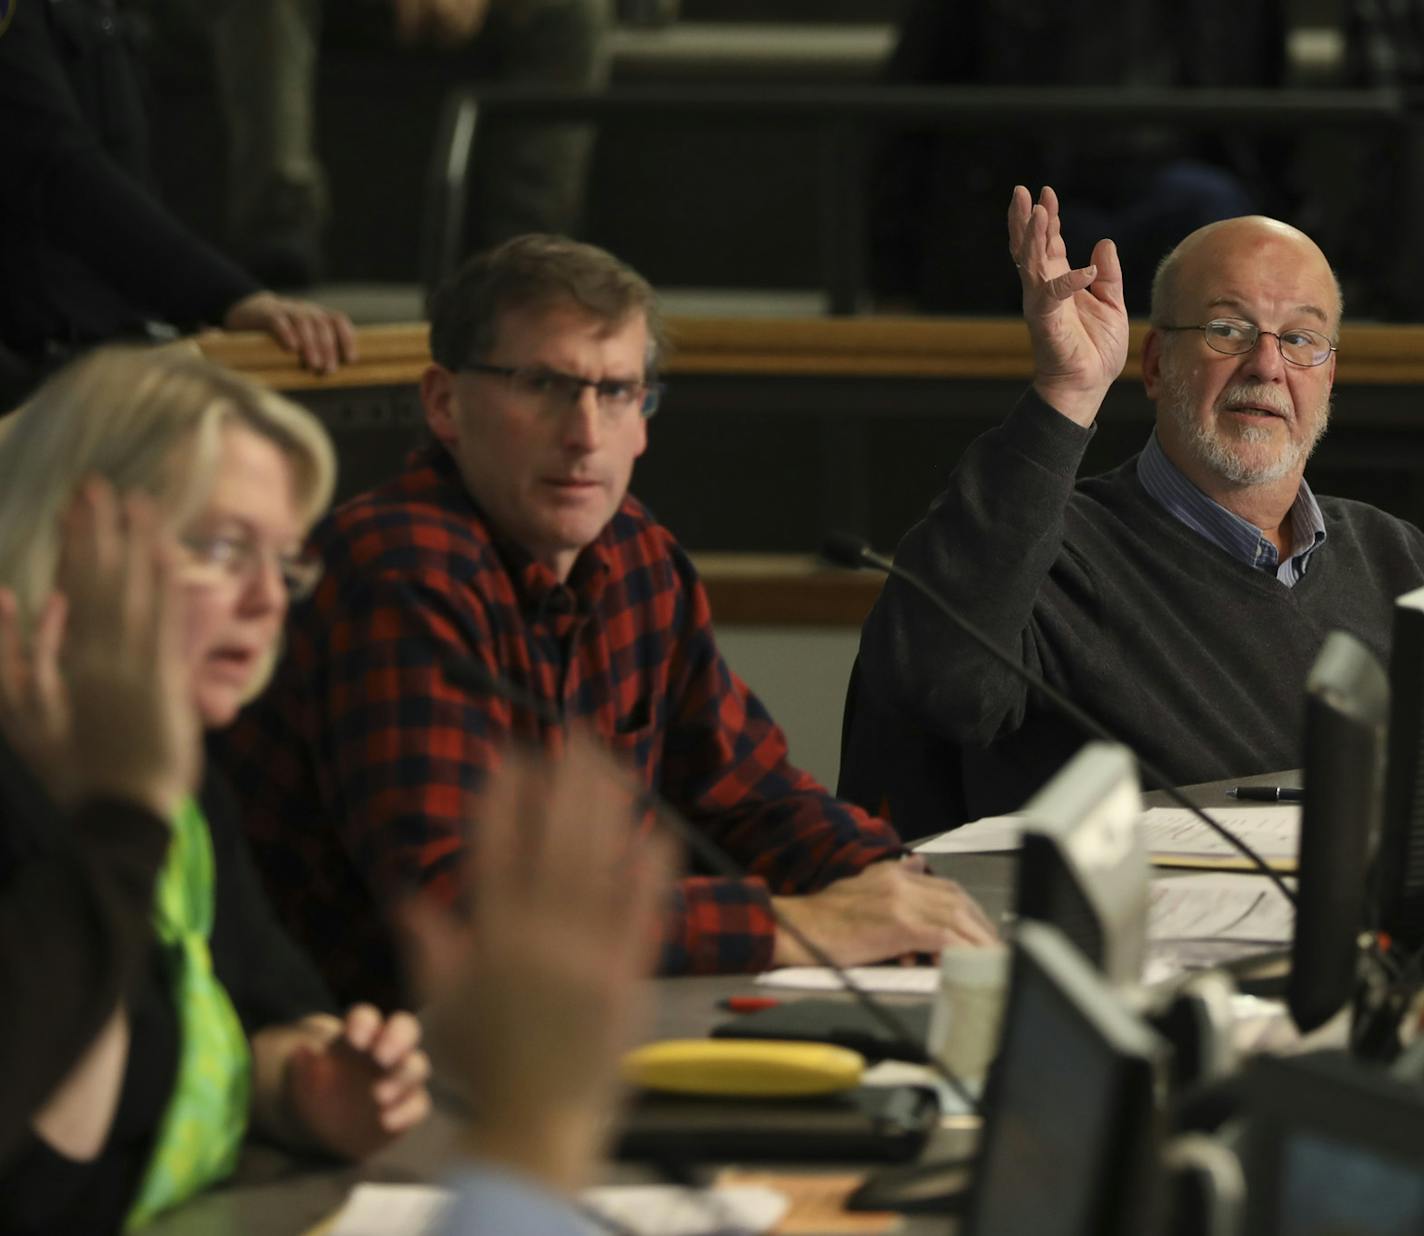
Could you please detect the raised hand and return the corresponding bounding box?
[401,734,675,1194]
[1008,184,1129,427]
[0,479,199,817]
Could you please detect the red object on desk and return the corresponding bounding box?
[721,996,782,1013]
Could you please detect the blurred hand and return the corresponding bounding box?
[770,860,998,968]
[277,1006,431,1160]
[223,291,358,376]
[0,479,199,817]
[1007,184,1129,427]
[401,734,675,1194]
[391,0,492,46]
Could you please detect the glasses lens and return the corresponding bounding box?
[641,382,665,418]
[1201,320,1256,354]
[511,368,564,403]
[1279,329,1332,367]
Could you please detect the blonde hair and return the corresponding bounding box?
[0,346,336,628]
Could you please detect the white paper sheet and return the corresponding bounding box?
[326,1182,789,1236]
[913,805,1300,870]
[913,815,1024,855]
[1148,872,1295,944]
[1141,805,1299,866]
[327,1184,453,1236]
[754,964,939,994]
[581,1184,788,1235]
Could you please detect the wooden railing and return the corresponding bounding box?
[198,316,1424,390]
[198,315,1424,627]
[690,554,881,628]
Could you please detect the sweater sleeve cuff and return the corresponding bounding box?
[658,876,777,975]
[1001,388,1098,479]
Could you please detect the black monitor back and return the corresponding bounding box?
[964,920,1169,1236]
[1291,631,1388,1033]
[1014,743,1149,988]
[1380,587,1424,952]
[1242,1051,1424,1234]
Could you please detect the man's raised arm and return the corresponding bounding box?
[856,186,1130,752]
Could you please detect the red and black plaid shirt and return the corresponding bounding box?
[219,445,900,1008]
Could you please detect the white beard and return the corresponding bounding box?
[1159,368,1330,488]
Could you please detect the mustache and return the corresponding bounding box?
[1217,383,1293,417]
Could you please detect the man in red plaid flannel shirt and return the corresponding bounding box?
[221,235,995,1009]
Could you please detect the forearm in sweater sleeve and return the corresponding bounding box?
[40,146,260,332]
[0,9,259,333]
[858,390,1096,745]
[0,798,168,1166]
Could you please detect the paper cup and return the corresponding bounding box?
[926,943,1011,1083]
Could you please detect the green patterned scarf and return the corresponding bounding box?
[124,796,251,1231]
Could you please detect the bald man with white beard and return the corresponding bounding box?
[845,186,1424,837]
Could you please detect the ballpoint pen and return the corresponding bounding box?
[1226,786,1303,802]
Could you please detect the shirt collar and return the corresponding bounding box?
[1137,431,1326,584]
[420,441,612,615]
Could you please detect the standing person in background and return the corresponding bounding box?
[187,0,611,288]
[0,0,357,410]
[869,0,1283,315]
[0,350,429,1234]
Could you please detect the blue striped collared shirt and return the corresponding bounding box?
[1136,432,1326,587]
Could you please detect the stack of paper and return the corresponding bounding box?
[915,805,1301,873]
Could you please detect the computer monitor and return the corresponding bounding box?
[964,920,1170,1236]
[1379,586,1424,954]
[1015,742,1150,987]
[1242,1051,1424,1235]
[1290,631,1389,1033]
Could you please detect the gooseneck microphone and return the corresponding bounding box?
[442,655,985,1115]
[823,532,1299,911]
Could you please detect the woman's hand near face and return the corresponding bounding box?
[0,479,200,817]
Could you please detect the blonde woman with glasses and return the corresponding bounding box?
[0,348,429,1235]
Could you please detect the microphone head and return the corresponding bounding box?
[821,530,872,570]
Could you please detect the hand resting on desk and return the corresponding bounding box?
[769,859,998,968]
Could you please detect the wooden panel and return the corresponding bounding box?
[197,316,1424,390]
[693,554,882,627]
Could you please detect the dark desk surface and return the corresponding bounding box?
[145,973,967,1235]
[146,771,1298,1234]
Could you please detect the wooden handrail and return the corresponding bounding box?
[692,554,882,627]
[198,316,1424,390]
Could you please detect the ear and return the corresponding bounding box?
[421,364,459,446]
[1141,329,1165,401]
